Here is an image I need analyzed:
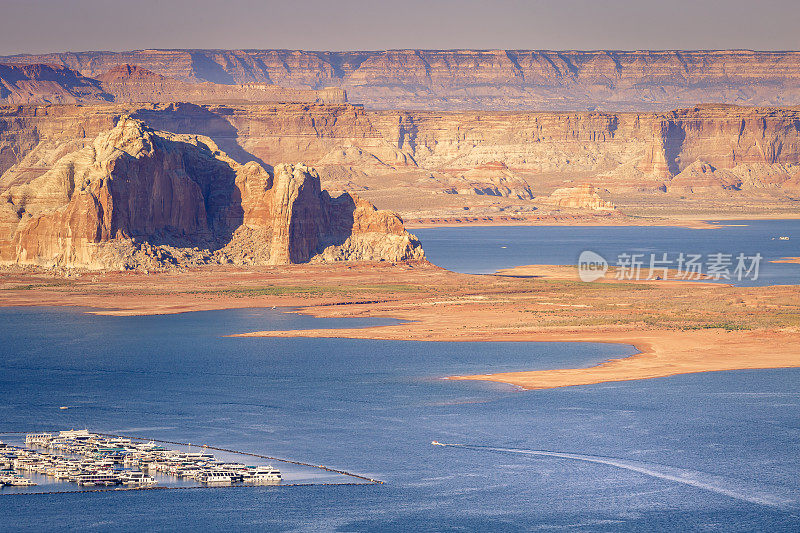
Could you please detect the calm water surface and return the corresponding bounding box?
[415,219,800,285]
[1,307,799,531]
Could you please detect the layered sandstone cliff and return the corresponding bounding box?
[1,102,798,222]
[0,117,422,269]
[5,49,800,110]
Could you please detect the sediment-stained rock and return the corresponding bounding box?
[429,162,534,199]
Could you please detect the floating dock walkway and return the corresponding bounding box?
[97,433,385,485]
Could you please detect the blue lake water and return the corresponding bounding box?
[2,306,799,531]
[415,219,800,285]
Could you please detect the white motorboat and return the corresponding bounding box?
[119,471,157,485]
[242,466,281,483]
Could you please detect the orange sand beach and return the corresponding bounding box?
[233,327,800,391]
[1,262,799,391]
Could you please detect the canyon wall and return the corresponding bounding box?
[1,102,799,228]
[4,102,797,182]
[4,49,800,110]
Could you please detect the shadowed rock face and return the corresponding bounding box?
[0,63,111,104]
[0,117,423,269]
[243,162,421,265]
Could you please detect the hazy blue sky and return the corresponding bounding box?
[1,0,799,55]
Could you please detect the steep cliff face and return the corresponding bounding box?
[5,49,800,110]
[237,162,421,265]
[0,117,423,269]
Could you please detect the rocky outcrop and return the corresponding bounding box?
[0,63,111,104]
[542,184,616,211]
[6,49,800,110]
[238,162,422,265]
[430,162,534,199]
[0,117,422,269]
[667,160,800,193]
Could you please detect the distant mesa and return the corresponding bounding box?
[5,49,800,110]
[96,63,348,105]
[95,64,169,83]
[0,62,347,106]
[0,117,422,270]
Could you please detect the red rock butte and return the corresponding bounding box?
[0,117,423,270]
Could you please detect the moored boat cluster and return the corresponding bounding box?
[0,430,281,489]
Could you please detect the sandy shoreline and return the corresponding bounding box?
[405,212,800,230]
[405,215,720,230]
[772,256,800,264]
[1,261,798,391]
[232,326,800,390]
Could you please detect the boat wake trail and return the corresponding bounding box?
[431,442,799,510]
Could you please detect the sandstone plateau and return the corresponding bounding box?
[0,116,423,270]
[5,49,800,110]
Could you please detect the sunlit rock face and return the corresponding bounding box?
[0,117,423,270]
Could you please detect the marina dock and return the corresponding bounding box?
[1,430,282,490]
